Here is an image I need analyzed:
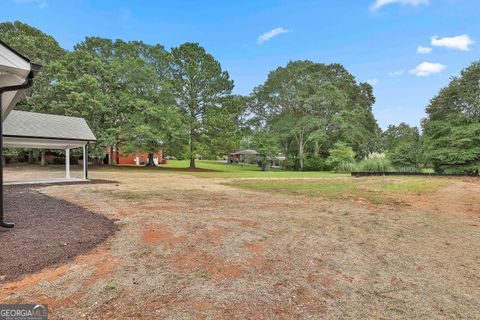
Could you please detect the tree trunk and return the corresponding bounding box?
[145,152,156,167]
[28,150,35,164]
[261,156,269,171]
[108,146,113,165]
[189,126,195,168]
[40,151,46,166]
[283,144,289,169]
[299,134,304,171]
[314,141,320,157]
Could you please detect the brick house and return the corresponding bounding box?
[106,145,163,165]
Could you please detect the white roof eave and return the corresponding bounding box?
[0,41,35,121]
[3,136,88,149]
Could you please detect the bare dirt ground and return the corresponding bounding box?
[1,168,479,319]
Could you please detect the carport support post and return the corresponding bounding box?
[65,148,70,179]
[0,94,13,228]
[83,143,88,180]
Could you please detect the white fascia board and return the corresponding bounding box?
[3,137,87,149]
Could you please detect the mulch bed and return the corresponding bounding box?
[0,185,116,283]
[351,171,480,177]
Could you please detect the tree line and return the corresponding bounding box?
[1,21,478,173]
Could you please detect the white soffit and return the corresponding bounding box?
[0,41,33,121]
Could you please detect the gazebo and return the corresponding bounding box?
[0,39,96,228]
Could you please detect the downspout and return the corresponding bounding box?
[0,71,36,228]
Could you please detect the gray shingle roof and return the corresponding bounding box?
[3,110,96,141]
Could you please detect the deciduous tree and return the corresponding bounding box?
[422,61,480,173]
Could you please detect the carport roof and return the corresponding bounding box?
[3,110,96,142]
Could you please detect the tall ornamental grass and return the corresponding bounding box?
[358,152,392,172]
[334,162,358,173]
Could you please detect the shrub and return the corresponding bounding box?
[17,151,28,162]
[358,157,392,172]
[282,158,295,170]
[436,164,480,175]
[48,157,79,165]
[334,161,357,173]
[326,142,356,169]
[304,157,325,171]
[396,166,422,173]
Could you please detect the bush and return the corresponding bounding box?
[304,157,325,171]
[436,164,479,175]
[334,161,357,173]
[358,157,392,172]
[396,166,422,173]
[17,151,28,162]
[282,158,295,170]
[326,142,356,169]
[48,157,79,165]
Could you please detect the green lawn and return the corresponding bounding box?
[95,160,440,184]
[161,160,350,178]
[225,176,450,204]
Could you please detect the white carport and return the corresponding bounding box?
[0,39,95,228]
[3,110,96,184]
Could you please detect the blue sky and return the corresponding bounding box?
[1,0,479,129]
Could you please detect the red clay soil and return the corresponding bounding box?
[0,185,115,283]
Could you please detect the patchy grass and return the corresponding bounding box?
[226,176,451,204]
[158,160,262,172]
[104,281,118,291]
[2,167,479,319]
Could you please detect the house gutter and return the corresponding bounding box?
[0,69,39,228]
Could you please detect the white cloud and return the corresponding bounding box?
[366,78,379,85]
[11,0,47,8]
[370,0,429,11]
[431,34,474,51]
[257,27,289,45]
[388,70,404,76]
[417,46,432,54]
[410,62,445,76]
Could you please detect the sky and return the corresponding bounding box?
[1,0,479,129]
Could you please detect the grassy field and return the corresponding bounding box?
[226,176,450,205]
[102,160,348,178]
[2,164,480,318]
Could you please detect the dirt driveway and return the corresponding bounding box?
[1,170,479,319]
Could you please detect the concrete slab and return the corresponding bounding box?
[4,178,87,185]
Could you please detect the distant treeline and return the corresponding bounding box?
[1,21,478,173]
